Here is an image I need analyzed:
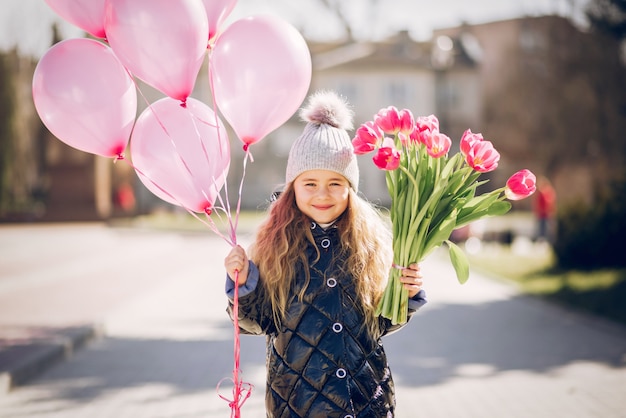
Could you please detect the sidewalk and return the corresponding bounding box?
[0,222,625,417]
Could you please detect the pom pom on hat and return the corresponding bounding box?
[286,90,359,191]
[299,90,354,130]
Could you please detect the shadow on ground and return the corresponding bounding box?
[10,295,626,407]
[385,294,626,387]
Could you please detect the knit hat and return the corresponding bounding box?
[285,90,359,191]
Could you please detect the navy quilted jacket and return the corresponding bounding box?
[226,221,426,418]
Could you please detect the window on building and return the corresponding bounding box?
[384,81,410,108]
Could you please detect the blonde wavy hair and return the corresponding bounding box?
[249,183,392,336]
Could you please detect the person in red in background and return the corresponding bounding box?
[115,181,136,215]
[533,176,557,243]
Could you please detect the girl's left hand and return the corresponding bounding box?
[399,263,423,298]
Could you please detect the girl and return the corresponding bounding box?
[224,90,426,417]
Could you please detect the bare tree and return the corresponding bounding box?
[315,0,382,41]
[586,0,626,39]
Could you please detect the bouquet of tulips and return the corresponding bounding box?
[353,107,537,324]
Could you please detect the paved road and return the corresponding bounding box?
[0,223,625,417]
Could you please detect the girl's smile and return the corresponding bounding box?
[293,169,350,224]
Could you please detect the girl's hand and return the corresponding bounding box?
[399,263,423,298]
[224,245,249,286]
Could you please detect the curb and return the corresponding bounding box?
[0,324,102,396]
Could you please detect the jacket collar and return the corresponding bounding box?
[310,220,338,236]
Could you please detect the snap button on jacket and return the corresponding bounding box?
[228,222,418,417]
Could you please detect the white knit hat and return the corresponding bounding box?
[285,90,359,191]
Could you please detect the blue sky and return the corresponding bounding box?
[1,0,590,58]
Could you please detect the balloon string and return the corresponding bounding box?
[123,74,237,246]
[217,269,253,417]
[127,67,198,191]
[127,47,254,415]
[186,110,228,208]
[206,52,238,245]
[229,148,252,244]
[118,156,235,246]
[205,47,251,247]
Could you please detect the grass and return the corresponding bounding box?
[467,241,626,326]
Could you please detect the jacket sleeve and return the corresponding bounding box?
[379,289,427,337]
[225,261,277,335]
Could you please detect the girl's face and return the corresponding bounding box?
[293,169,350,224]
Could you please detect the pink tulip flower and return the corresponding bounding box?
[425,132,451,158]
[408,127,423,145]
[397,108,415,136]
[375,106,414,136]
[411,114,440,145]
[460,129,484,156]
[352,121,383,155]
[373,137,401,170]
[415,114,439,134]
[505,169,537,200]
[465,140,500,173]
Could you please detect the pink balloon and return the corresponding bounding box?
[32,38,137,158]
[44,0,107,39]
[105,0,209,102]
[209,15,312,147]
[130,97,230,213]
[202,0,237,42]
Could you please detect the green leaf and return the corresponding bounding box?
[487,200,512,216]
[455,192,501,226]
[447,240,470,284]
[461,192,499,212]
[438,156,457,182]
[424,209,457,257]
